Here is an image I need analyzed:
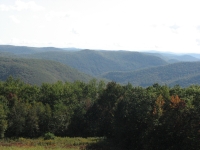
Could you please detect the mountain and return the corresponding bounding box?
[0,57,93,85]
[144,52,200,63]
[2,45,200,87]
[25,49,168,76]
[170,74,200,87]
[188,53,200,59]
[100,61,200,87]
[0,45,66,55]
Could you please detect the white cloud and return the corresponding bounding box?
[170,25,180,30]
[196,39,200,46]
[0,4,10,11]
[9,15,21,24]
[45,11,68,21]
[71,28,78,35]
[197,26,200,31]
[9,38,21,45]
[8,38,47,47]
[0,0,45,11]
[1,0,200,53]
[0,39,3,44]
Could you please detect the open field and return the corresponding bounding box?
[0,137,105,150]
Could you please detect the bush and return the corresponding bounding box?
[43,132,55,140]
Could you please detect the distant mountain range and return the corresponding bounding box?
[26,50,168,76]
[0,45,64,55]
[0,45,200,87]
[145,51,200,63]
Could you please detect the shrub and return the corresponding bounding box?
[43,132,55,140]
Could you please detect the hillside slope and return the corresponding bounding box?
[101,61,200,87]
[144,52,200,63]
[0,57,93,85]
[27,50,168,76]
[0,45,67,55]
[170,74,200,87]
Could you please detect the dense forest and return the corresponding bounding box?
[0,77,199,149]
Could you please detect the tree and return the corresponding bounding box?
[0,104,7,138]
[113,86,152,149]
[37,103,52,135]
[85,82,123,137]
[39,81,64,108]
[50,103,72,136]
[6,99,28,137]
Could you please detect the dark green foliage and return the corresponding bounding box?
[0,77,103,138]
[0,104,7,138]
[43,132,55,140]
[0,77,199,149]
[87,82,124,137]
[114,87,153,149]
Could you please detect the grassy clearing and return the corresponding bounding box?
[0,137,104,150]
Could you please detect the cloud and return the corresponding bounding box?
[9,15,21,24]
[45,11,69,21]
[169,24,180,34]
[0,0,45,11]
[71,28,78,35]
[8,38,46,47]
[197,26,200,31]
[170,24,180,30]
[196,39,200,46]
[10,38,21,45]
[0,4,10,11]
[0,39,3,44]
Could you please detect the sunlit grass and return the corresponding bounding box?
[0,137,103,150]
[0,146,79,150]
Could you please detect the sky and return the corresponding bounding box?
[1,0,200,53]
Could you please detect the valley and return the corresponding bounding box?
[0,45,200,87]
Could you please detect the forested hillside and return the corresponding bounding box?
[26,50,168,76]
[101,61,200,87]
[145,51,200,62]
[0,45,65,55]
[1,45,200,87]
[0,78,199,149]
[1,45,200,149]
[0,57,93,85]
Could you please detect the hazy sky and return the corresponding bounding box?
[1,0,200,53]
